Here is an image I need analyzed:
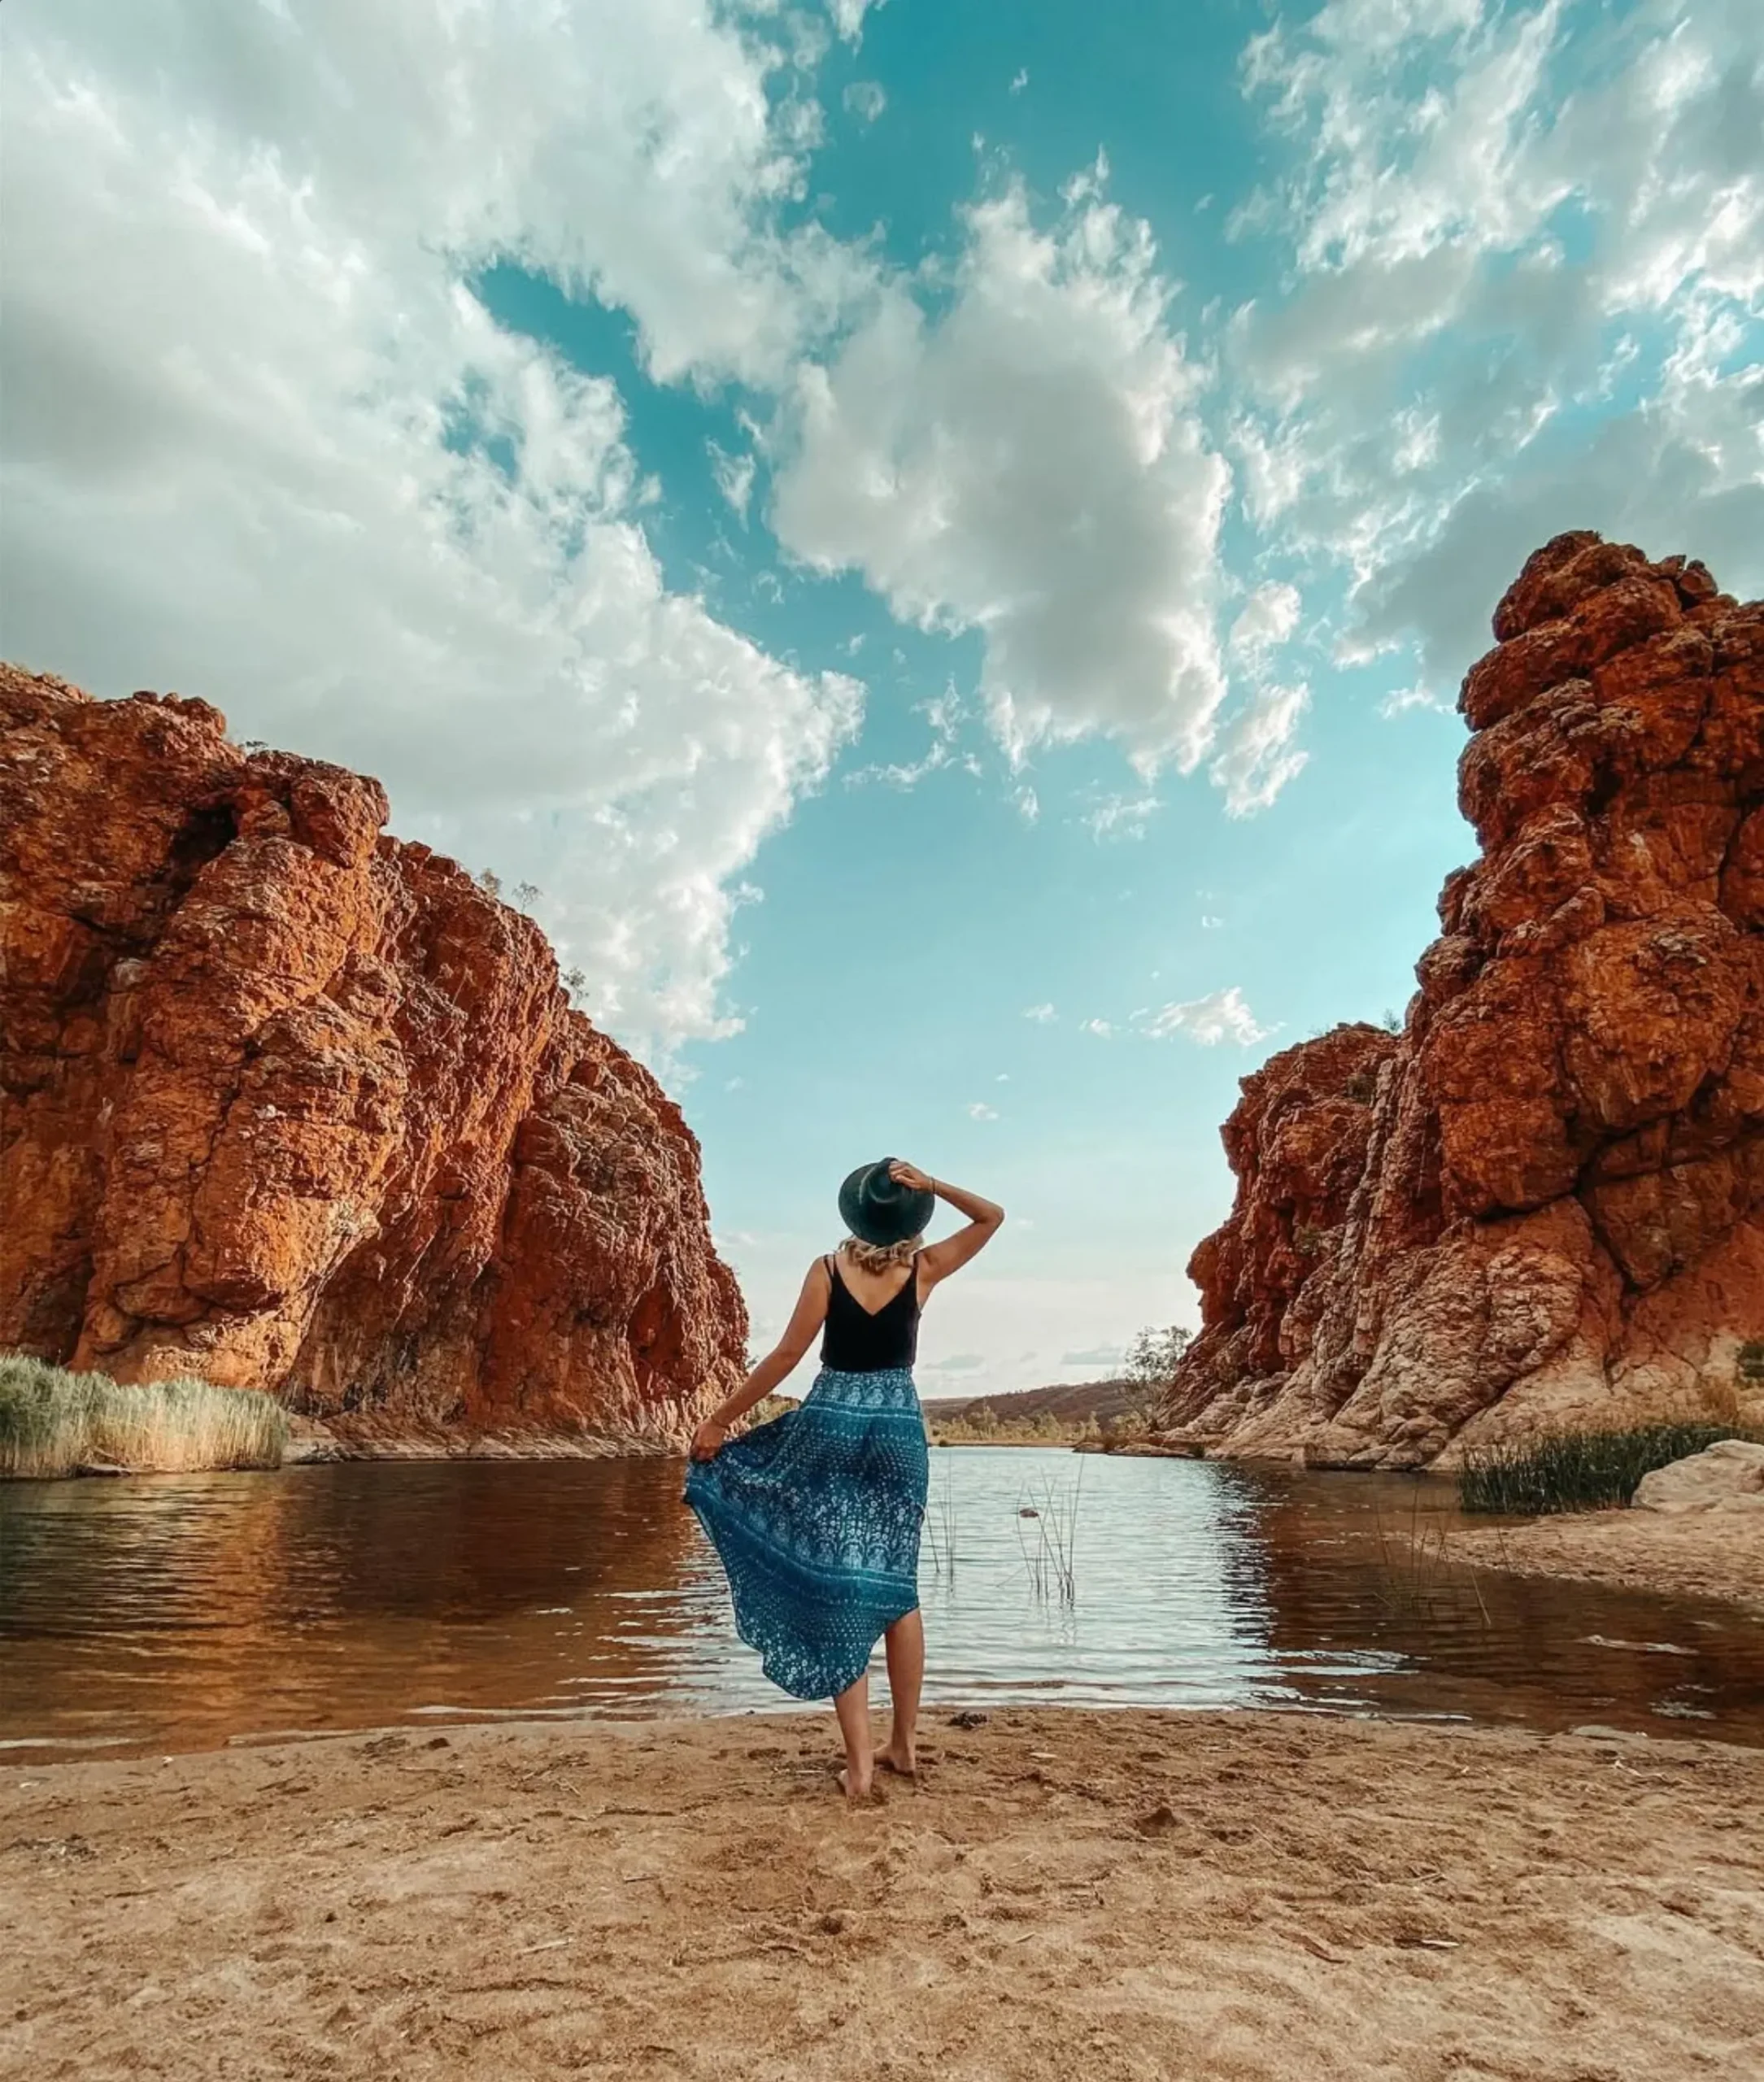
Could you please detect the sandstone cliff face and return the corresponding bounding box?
[1,669,747,1445]
[1162,535,1764,1466]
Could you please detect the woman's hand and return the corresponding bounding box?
[889,1159,935,1194]
[690,1418,728,1461]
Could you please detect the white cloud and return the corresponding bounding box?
[1023,1003,1057,1022]
[1226,581,1303,669]
[708,442,758,520]
[967,1101,1000,1121]
[1138,987,1272,1046]
[843,81,886,123]
[772,174,1234,777]
[1080,1017,1114,1038]
[1084,790,1162,841]
[1209,681,1310,816]
[1010,68,1030,95]
[829,0,884,46]
[1227,0,1764,692]
[1380,682,1452,717]
[0,1,865,1056]
[1200,914,1224,930]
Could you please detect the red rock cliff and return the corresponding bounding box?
[1162,534,1764,1466]
[1,669,747,1446]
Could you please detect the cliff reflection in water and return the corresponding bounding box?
[3,1449,1761,1762]
[1232,1465,1761,1733]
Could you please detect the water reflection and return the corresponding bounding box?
[1,1448,1758,1762]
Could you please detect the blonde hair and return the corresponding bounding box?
[838,1234,924,1275]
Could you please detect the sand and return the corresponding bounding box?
[5,1708,1761,2081]
[1449,1507,1764,1619]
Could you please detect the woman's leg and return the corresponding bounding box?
[833,1670,873,1801]
[881,1608,924,1774]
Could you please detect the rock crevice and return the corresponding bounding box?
[1162,535,1764,1466]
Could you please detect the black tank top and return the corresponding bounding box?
[819,1253,921,1373]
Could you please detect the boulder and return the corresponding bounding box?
[1631,1440,1764,1514]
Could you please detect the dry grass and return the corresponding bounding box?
[1458,1423,1756,1516]
[0,1352,288,1479]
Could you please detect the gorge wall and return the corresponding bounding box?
[1,668,747,1448]
[1161,534,1764,1468]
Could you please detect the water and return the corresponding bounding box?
[2,1448,1759,1762]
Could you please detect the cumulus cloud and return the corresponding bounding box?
[1023,1003,1058,1022]
[1226,0,1764,694]
[967,1101,1000,1121]
[0,1,863,1056]
[843,81,887,123]
[772,174,1233,777]
[1138,987,1272,1046]
[1081,1017,1114,1038]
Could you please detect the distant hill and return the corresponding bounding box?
[920,1377,1144,1429]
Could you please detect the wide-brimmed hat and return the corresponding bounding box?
[838,1158,934,1247]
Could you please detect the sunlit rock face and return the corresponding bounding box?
[1162,535,1764,1468]
[1,669,746,1448]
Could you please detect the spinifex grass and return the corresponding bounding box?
[1457,1423,1754,1517]
[0,1352,289,1479]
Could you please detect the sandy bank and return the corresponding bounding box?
[5,1709,1760,2081]
[1448,1506,1764,1620]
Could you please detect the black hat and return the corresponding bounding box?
[838,1158,934,1247]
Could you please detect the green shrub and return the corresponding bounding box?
[1457,1422,1754,1517]
[0,1352,288,1479]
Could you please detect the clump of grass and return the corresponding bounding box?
[1457,1423,1753,1517]
[0,1352,288,1479]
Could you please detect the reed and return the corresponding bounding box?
[921,1474,960,1582]
[1371,1488,1490,1624]
[1015,1466,1082,1604]
[1457,1422,1753,1517]
[0,1352,289,1479]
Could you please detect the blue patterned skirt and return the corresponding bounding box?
[683,1365,930,1701]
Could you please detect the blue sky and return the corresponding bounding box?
[4,0,1761,1393]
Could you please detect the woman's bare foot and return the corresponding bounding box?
[838,1766,878,1805]
[877,1738,917,1779]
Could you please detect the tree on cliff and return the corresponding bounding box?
[1125,1325,1191,1391]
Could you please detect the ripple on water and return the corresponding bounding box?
[1,1448,1759,1760]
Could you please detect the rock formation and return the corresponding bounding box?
[1162,534,1764,1466]
[1,669,747,1448]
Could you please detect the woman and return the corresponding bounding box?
[685,1158,1004,1802]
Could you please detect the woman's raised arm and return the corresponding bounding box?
[893,1161,1004,1291]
